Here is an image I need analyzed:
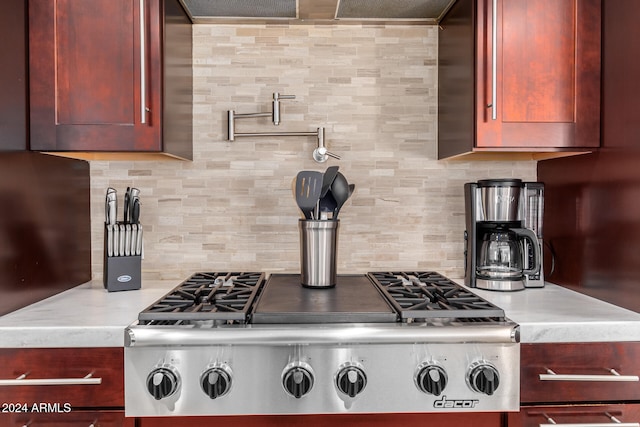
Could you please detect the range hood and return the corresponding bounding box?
[178,0,457,24]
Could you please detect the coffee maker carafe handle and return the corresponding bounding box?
[511,228,541,276]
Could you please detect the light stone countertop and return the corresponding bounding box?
[471,283,640,343]
[1,278,639,348]
[0,279,177,348]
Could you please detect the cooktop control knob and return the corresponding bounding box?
[336,364,367,398]
[200,364,233,399]
[468,361,500,396]
[282,362,314,399]
[146,366,180,400]
[415,363,448,396]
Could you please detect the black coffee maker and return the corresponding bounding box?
[464,179,544,291]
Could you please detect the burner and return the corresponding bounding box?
[368,271,505,321]
[138,272,265,325]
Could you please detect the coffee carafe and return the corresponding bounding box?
[464,179,544,291]
[477,228,540,286]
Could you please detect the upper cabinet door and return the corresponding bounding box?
[438,0,601,159]
[476,0,601,149]
[29,0,161,152]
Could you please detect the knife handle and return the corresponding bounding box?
[131,198,141,224]
[130,225,137,257]
[106,224,114,257]
[135,225,143,256]
[112,225,119,257]
[123,187,131,223]
[119,224,126,256]
[124,224,132,256]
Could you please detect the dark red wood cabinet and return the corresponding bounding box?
[0,348,125,407]
[509,404,640,427]
[0,411,134,427]
[138,412,504,427]
[0,348,131,426]
[438,0,601,159]
[0,0,28,150]
[28,0,192,160]
[537,0,640,314]
[509,343,640,426]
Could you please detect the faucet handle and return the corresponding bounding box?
[274,93,295,100]
[313,147,341,163]
[274,92,295,100]
[313,127,341,162]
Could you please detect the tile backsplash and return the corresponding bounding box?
[89,24,536,281]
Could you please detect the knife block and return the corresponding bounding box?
[103,223,141,292]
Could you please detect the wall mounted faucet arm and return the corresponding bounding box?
[227,94,340,162]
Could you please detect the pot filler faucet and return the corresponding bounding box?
[227,92,340,163]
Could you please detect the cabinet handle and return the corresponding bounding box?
[540,368,640,382]
[21,420,98,427]
[540,412,639,427]
[0,372,102,386]
[489,0,497,120]
[140,0,148,124]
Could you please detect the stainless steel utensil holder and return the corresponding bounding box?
[103,223,141,292]
[299,219,339,288]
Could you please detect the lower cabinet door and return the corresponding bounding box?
[138,413,504,427]
[0,410,133,426]
[508,404,640,427]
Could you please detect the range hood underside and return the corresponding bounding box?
[179,0,456,25]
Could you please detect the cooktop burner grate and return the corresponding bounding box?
[138,272,265,325]
[367,271,505,321]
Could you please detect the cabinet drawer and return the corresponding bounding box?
[508,403,640,427]
[0,348,124,407]
[0,410,133,427]
[521,343,640,403]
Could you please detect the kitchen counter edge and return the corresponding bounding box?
[0,278,639,348]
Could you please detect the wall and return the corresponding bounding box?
[89,24,536,281]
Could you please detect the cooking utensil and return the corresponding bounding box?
[124,187,140,223]
[317,166,339,219]
[130,224,138,256]
[124,224,132,256]
[331,172,350,218]
[119,224,126,256]
[105,188,117,225]
[295,171,323,220]
[135,225,143,256]
[131,198,140,224]
[112,225,120,257]
[106,224,114,257]
[348,183,355,198]
[105,188,118,257]
[318,192,337,219]
[320,166,339,198]
[123,187,131,223]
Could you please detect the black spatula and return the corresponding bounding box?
[294,170,323,220]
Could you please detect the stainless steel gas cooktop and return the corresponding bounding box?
[125,272,520,417]
[137,271,507,325]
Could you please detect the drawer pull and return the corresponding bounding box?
[540,412,639,427]
[0,372,102,386]
[21,420,98,427]
[540,368,639,382]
